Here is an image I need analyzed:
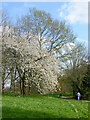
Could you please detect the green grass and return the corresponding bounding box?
[0,93,2,119]
[2,93,89,118]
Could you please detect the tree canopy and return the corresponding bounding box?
[1,8,88,97]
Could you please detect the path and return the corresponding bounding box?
[57,95,90,102]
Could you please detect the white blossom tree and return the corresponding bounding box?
[1,26,59,95]
[1,8,78,95]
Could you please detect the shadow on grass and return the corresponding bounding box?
[2,106,69,119]
[2,105,88,120]
[2,92,71,99]
[43,93,60,99]
[43,93,73,99]
[2,92,45,99]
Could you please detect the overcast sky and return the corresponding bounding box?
[1,1,88,48]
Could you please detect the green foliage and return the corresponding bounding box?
[81,65,90,100]
[2,93,88,118]
[58,61,89,100]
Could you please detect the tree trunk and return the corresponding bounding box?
[72,81,75,97]
[2,67,5,93]
[2,79,5,93]
[13,68,17,93]
[14,81,15,93]
[10,69,13,92]
[22,79,25,95]
[22,71,26,95]
[28,81,31,95]
[20,79,22,95]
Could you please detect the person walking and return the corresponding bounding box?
[77,92,81,100]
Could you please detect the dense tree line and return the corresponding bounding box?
[1,8,88,97]
[58,61,89,99]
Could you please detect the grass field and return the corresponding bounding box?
[2,93,88,119]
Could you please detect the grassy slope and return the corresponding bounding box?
[2,93,88,118]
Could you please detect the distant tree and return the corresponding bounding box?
[15,8,76,57]
[82,64,90,99]
[58,42,88,97]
